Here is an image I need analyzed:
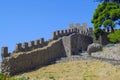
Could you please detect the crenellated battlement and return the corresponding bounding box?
[1,22,120,75]
[52,29,73,40]
[1,47,10,59]
[1,23,93,59]
[12,38,49,53]
[1,23,94,75]
[52,23,93,40]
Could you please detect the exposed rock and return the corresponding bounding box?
[87,43,102,55]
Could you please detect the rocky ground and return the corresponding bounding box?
[55,43,120,67]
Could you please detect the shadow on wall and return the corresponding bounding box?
[1,23,93,75]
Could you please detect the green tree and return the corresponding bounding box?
[91,2,120,39]
[95,0,120,3]
[108,30,120,43]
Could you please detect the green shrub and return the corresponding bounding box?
[0,73,10,80]
[108,30,120,43]
[0,73,25,80]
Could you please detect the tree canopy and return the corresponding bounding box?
[108,30,120,43]
[91,2,120,39]
[95,0,120,3]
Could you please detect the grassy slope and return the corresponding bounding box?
[14,60,120,80]
[12,44,120,80]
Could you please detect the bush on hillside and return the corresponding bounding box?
[0,73,25,80]
[108,30,120,43]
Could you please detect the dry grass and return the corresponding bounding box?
[13,60,120,80]
[12,43,120,80]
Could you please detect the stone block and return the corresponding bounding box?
[35,40,41,48]
[56,31,60,36]
[69,29,72,33]
[77,29,79,33]
[69,23,74,29]
[87,43,102,55]
[35,40,40,45]
[1,47,9,59]
[40,38,44,44]
[82,23,87,31]
[15,43,23,52]
[69,29,71,34]
[60,30,64,37]
[72,29,74,32]
[67,29,70,34]
[74,28,77,33]
[23,42,29,50]
[63,30,67,36]
[52,32,57,40]
[30,41,35,48]
[30,41,35,46]
[76,23,80,28]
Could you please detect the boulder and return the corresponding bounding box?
[87,43,102,55]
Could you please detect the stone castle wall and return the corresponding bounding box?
[62,33,93,57]
[1,23,93,75]
[1,38,65,75]
[13,38,48,53]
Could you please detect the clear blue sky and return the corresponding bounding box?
[0,0,99,61]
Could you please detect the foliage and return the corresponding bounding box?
[91,2,120,39]
[95,0,120,3]
[0,73,25,80]
[108,30,120,43]
[0,73,10,80]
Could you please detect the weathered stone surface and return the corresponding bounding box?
[14,43,24,52]
[87,43,102,55]
[1,24,94,75]
[1,38,64,75]
[62,33,93,57]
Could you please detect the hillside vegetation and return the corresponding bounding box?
[10,43,120,80]
[13,60,120,80]
[108,30,120,43]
